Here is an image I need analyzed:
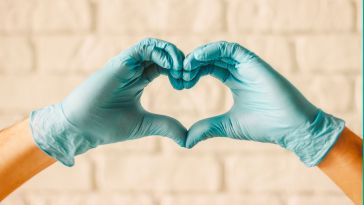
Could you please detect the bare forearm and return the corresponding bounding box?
[318,127,363,205]
[0,119,55,201]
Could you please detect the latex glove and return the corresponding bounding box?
[183,41,345,167]
[30,38,187,166]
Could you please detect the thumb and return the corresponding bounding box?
[141,113,187,147]
[186,114,229,148]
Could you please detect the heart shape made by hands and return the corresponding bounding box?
[30,38,342,169]
[138,39,318,154]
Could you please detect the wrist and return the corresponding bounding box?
[284,110,345,167]
[30,104,93,166]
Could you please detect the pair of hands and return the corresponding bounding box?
[30,38,344,167]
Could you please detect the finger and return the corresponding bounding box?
[183,60,233,82]
[183,52,209,71]
[186,114,229,148]
[183,46,239,75]
[141,113,187,147]
[139,38,184,79]
[183,65,231,89]
[139,46,173,69]
[193,41,256,64]
[182,68,199,82]
[183,65,214,89]
[163,44,185,79]
[168,73,184,90]
[142,64,162,83]
[151,38,184,70]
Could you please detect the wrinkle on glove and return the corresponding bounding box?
[284,110,344,167]
[30,104,89,166]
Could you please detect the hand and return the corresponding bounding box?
[183,41,345,167]
[30,38,187,166]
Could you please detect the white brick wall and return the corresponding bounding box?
[97,0,224,34]
[0,37,33,74]
[0,0,361,204]
[227,0,354,33]
[0,0,91,33]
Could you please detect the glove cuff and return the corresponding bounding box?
[29,104,93,167]
[285,110,345,167]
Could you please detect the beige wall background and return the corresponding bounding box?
[0,0,362,204]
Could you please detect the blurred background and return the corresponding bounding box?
[0,0,362,204]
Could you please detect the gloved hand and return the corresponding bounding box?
[30,38,187,166]
[183,41,345,167]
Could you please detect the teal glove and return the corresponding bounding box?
[30,38,187,166]
[183,41,345,167]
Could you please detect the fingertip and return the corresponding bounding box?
[183,76,199,89]
[185,143,195,149]
[185,137,196,149]
[169,75,184,90]
[146,113,187,147]
[164,43,185,72]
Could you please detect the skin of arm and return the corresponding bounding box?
[318,127,363,205]
[0,119,55,201]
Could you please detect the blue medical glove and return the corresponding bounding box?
[183,41,345,167]
[30,38,187,166]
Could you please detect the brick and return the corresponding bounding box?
[226,154,342,193]
[95,155,220,192]
[227,0,354,33]
[26,194,154,205]
[21,158,92,191]
[0,75,85,113]
[357,0,362,31]
[296,35,362,72]
[97,0,224,34]
[287,194,352,205]
[0,37,33,73]
[0,0,91,33]
[36,35,146,74]
[144,76,226,116]
[161,194,282,205]
[36,36,84,73]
